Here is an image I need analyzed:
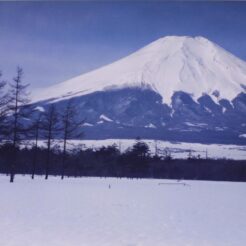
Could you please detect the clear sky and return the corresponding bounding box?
[0,1,246,90]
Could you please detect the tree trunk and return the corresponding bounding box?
[31,147,37,179]
[10,173,14,183]
[32,127,39,179]
[45,132,51,180]
[61,130,68,180]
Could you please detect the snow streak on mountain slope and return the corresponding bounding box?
[32,36,246,105]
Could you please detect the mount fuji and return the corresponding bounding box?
[32,36,246,144]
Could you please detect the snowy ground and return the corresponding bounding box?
[1,175,246,246]
[76,139,246,160]
[25,139,246,160]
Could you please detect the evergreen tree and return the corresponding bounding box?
[131,141,150,158]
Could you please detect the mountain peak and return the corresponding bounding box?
[140,35,215,54]
[148,35,210,44]
[32,36,246,105]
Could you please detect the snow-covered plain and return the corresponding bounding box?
[76,139,246,160]
[27,139,246,160]
[0,176,246,246]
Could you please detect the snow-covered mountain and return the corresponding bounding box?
[32,36,246,144]
[32,36,246,105]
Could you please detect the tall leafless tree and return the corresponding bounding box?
[30,113,42,179]
[0,71,9,141]
[41,104,60,180]
[60,99,83,179]
[7,67,31,182]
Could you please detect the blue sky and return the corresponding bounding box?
[0,2,246,89]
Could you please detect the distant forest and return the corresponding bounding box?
[0,68,246,183]
[1,140,246,182]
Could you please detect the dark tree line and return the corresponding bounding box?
[0,140,245,182]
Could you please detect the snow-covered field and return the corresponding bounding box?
[28,139,246,160]
[77,139,246,160]
[1,175,246,246]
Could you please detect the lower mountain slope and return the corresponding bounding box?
[32,88,246,145]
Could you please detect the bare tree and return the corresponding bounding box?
[60,99,83,179]
[0,71,9,141]
[30,114,42,179]
[7,67,31,182]
[41,104,60,180]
